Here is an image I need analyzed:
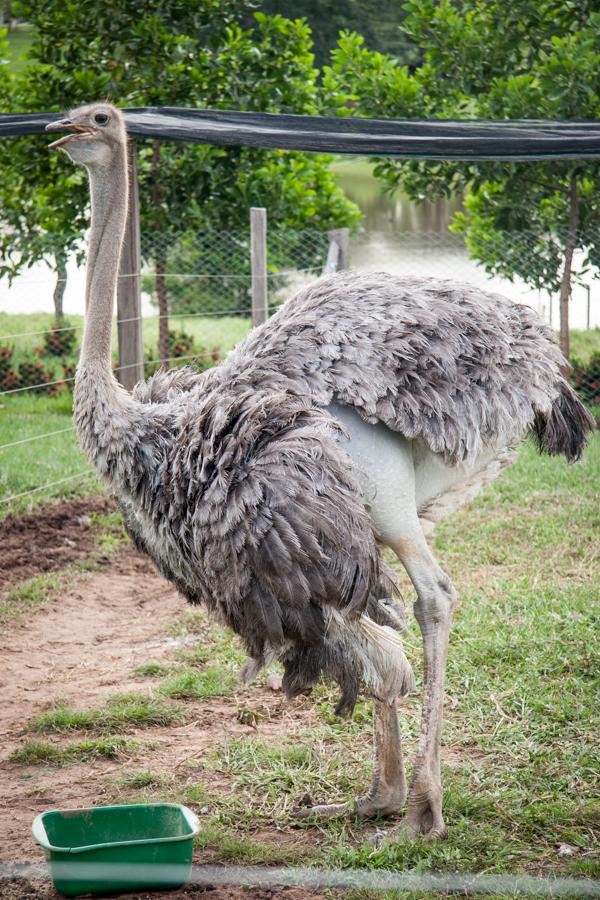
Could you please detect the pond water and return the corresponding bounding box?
[332,157,462,234]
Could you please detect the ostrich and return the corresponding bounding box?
[46,104,593,841]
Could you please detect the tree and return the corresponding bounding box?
[0,2,359,348]
[253,0,419,70]
[324,2,600,358]
[0,2,16,30]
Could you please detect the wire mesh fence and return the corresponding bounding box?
[1,225,599,511]
[139,227,329,318]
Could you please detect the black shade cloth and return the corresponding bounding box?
[1,107,600,159]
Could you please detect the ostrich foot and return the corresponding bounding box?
[292,786,406,822]
[372,778,447,843]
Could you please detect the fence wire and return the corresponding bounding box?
[139,227,328,317]
[1,227,598,510]
[2,861,599,898]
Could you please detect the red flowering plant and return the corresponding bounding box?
[0,346,18,391]
[167,329,195,360]
[42,324,78,357]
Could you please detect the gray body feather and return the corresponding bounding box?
[138,271,593,464]
[218,273,593,463]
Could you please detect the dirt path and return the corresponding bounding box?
[0,501,332,899]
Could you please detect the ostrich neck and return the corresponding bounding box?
[81,149,128,370]
[74,145,153,482]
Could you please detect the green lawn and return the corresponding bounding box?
[0,310,250,365]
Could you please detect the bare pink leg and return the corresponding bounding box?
[388,535,457,839]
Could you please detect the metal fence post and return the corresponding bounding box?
[250,207,268,327]
[117,140,144,391]
[323,227,350,274]
[586,284,591,330]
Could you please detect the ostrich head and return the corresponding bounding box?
[46,103,126,167]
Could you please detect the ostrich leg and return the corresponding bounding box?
[387,532,457,839]
[294,699,406,820]
[326,402,459,838]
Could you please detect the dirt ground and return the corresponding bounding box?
[0,496,116,597]
[0,500,334,900]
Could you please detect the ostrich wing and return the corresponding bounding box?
[205,272,569,465]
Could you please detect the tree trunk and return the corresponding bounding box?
[152,140,170,368]
[558,177,579,361]
[53,255,67,324]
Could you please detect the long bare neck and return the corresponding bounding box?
[81,146,128,371]
[74,143,152,481]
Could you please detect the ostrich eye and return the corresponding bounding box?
[94,113,109,126]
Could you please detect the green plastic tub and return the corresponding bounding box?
[32,803,200,897]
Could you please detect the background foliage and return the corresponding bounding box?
[324,1,600,358]
[254,0,419,70]
[0,1,359,326]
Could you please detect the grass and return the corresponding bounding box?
[91,508,130,554]
[166,609,247,666]
[10,737,140,766]
[0,311,250,364]
[0,312,251,517]
[570,326,600,363]
[134,662,171,678]
[209,736,368,824]
[0,392,98,518]
[0,572,60,619]
[159,665,238,700]
[117,770,167,789]
[32,692,184,733]
[325,436,600,881]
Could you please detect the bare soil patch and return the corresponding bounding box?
[0,536,333,898]
[0,495,116,597]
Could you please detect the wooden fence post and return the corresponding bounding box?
[323,227,350,274]
[117,140,144,391]
[250,207,267,327]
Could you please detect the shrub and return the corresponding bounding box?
[17,360,56,395]
[571,352,600,407]
[167,329,195,359]
[0,346,18,391]
[8,356,73,397]
[62,361,76,386]
[144,344,221,380]
[42,324,78,358]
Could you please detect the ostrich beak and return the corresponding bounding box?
[46,118,96,149]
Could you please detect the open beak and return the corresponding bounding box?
[45,118,97,149]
